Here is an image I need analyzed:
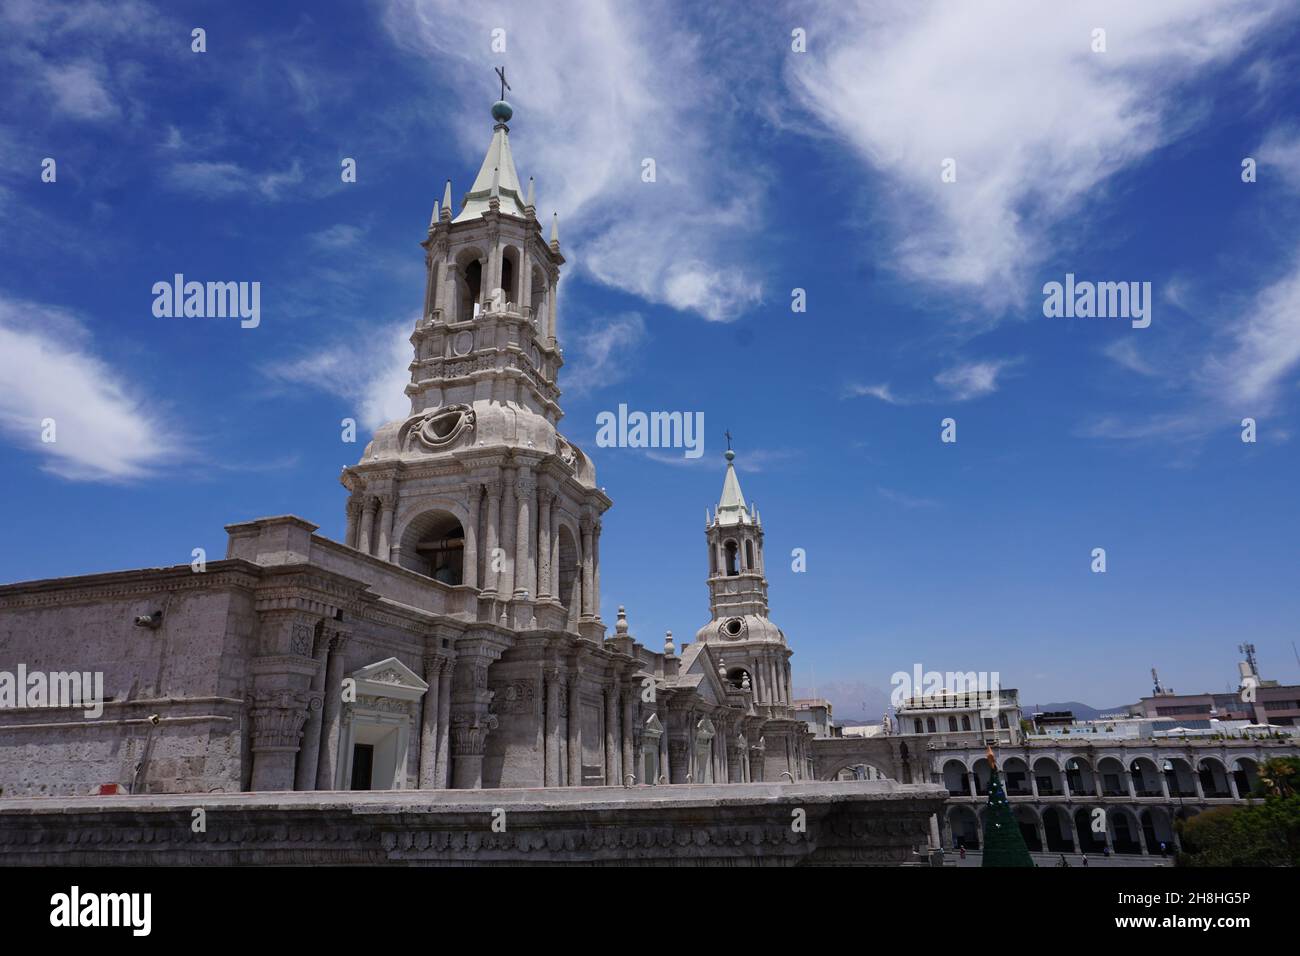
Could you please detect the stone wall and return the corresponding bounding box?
[0,781,948,866]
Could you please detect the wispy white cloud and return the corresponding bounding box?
[43,60,119,120]
[564,312,646,396]
[310,223,366,250]
[934,359,1018,401]
[1257,125,1300,191]
[1102,339,1157,377]
[379,0,765,321]
[164,159,305,201]
[260,320,412,431]
[0,294,187,481]
[842,382,906,404]
[877,486,940,509]
[1202,256,1300,410]
[788,0,1293,309]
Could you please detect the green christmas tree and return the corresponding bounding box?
[982,748,1034,867]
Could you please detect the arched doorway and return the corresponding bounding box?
[1042,806,1074,852]
[949,805,980,849]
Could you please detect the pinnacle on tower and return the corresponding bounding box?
[526,175,536,214]
[453,100,527,222]
[550,211,560,251]
[715,448,751,526]
[441,179,452,222]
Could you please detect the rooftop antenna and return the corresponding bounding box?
[1238,642,1259,678]
[1151,666,1165,696]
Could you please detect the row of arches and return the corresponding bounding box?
[941,755,1259,800]
[393,502,587,624]
[437,244,553,332]
[948,803,1186,855]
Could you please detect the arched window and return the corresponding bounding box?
[999,713,1009,729]
[463,259,482,317]
[961,716,971,731]
[948,716,958,732]
[744,540,754,571]
[914,719,923,734]
[926,717,937,733]
[724,540,739,576]
[500,248,517,306]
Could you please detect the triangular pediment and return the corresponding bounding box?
[351,657,429,701]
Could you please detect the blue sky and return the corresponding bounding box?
[3,0,1300,716]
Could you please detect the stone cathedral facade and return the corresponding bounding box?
[0,98,812,797]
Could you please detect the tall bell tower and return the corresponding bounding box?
[340,90,609,639]
[693,449,793,719]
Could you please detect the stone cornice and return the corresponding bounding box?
[0,560,263,609]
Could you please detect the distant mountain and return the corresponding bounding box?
[1021,701,1134,720]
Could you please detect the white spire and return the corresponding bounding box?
[715,450,751,526]
[550,211,560,250]
[453,107,527,222]
[526,175,535,210]
[441,179,452,221]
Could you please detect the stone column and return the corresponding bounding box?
[1030,765,1040,797]
[604,686,619,785]
[1160,762,1171,799]
[621,686,636,783]
[250,689,311,792]
[501,472,517,596]
[450,714,496,789]
[544,668,562,787]
[659,730,670,784]
[549,498,560,598]
[520,242,533,318]
[514,471,534,598]
[357,497,376,556]
[376,494,395,562]
[434,662,453,787]
[591,518,602,619]
[567,672,582,786]
[726,735,743,783]
[294,631,330,790]
[315,631,349,790]
[547,272,558,343]
[579,517,594,619]
[482,481,501,594]
[423,251,437,320]
[463,484,481,589]
[418,657,443,789]
[344,498,361,549]
[536,489,552,599]
[1192,761,1205,800]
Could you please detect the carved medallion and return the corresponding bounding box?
[400,403,476,451]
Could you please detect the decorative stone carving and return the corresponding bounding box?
[451,330,474,356]
[291,622,314,657]
[250,690,310,751]
[489,679,536,715]
[719,617,748,641]
[450,713,498,755]
[555,436,577,469]
[399,403,476,451]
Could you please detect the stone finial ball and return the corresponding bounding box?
[725,449,735,461]
[491,100,513,122]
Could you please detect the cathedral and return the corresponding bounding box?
[0,96,812,797]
